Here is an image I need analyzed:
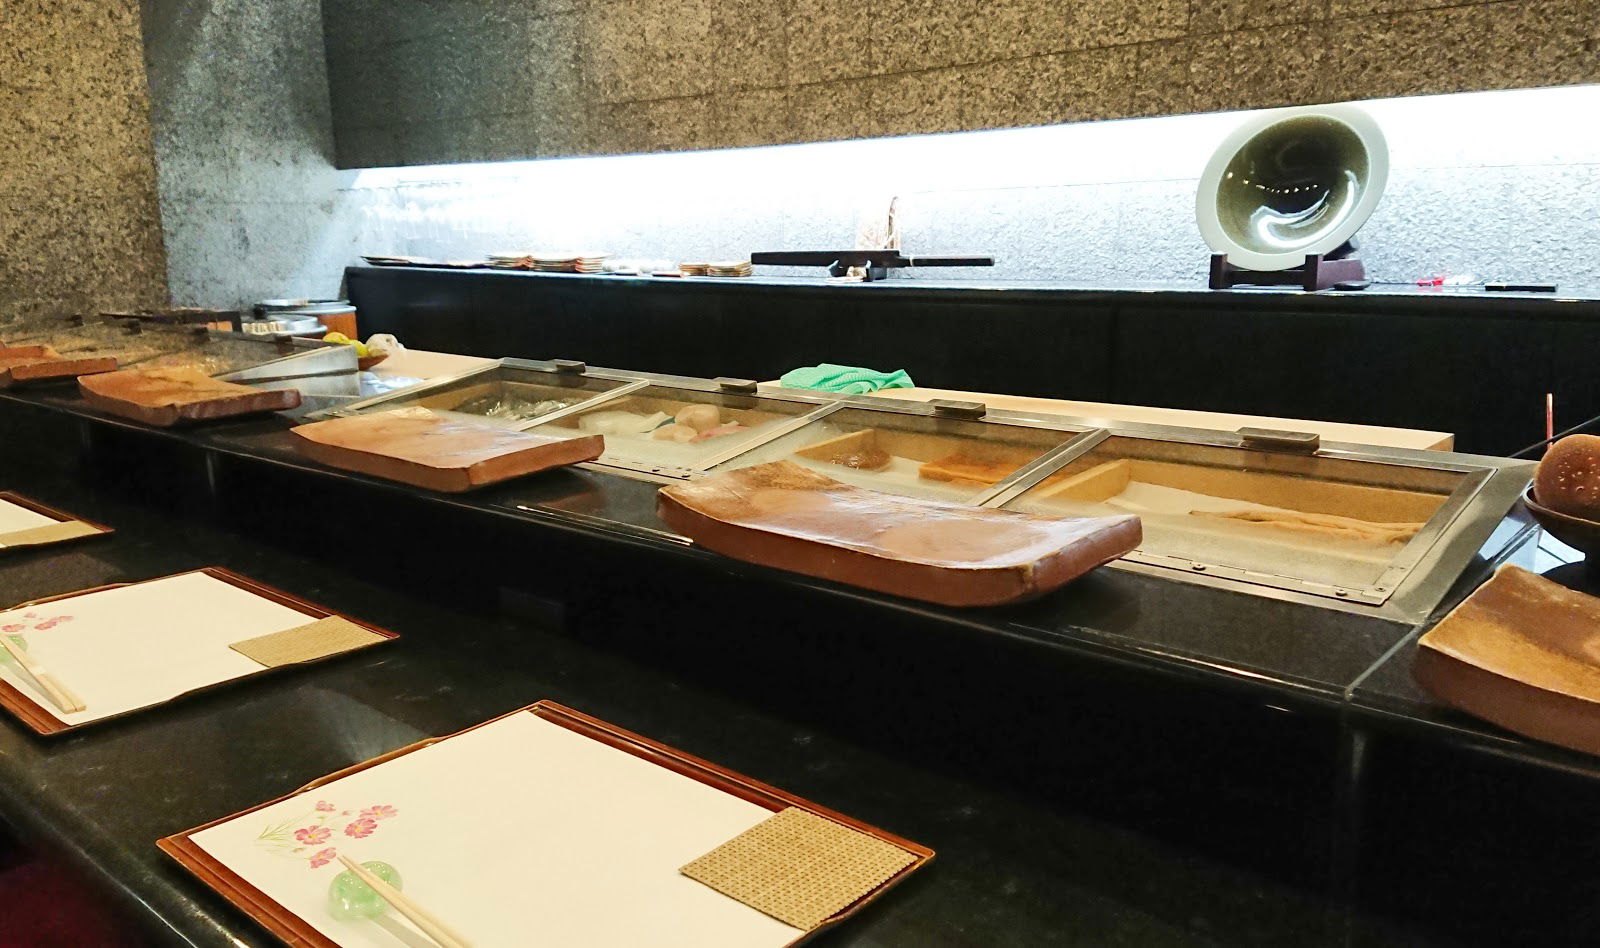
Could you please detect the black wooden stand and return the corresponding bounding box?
[1210,252,1367,292]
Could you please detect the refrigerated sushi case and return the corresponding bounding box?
[703,400,1531,622]
[704,397,1094,504]
[333,360,849,480]
[3,316,357,386]
[990,425,1530,620]
[333,357,638,428]
[332,362,1529,621]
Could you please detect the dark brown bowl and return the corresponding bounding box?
[1525,486,1600,559]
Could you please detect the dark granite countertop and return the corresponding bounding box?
[0,412,1394,947]
[2,385,1423,712]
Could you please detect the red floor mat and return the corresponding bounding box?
[0,856,146,947]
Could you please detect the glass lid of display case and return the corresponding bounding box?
[704,404,1088,504]
[342,362,633,428]
[999,433,1483,602]
[523,385,832,477]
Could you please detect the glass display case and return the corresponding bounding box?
[337,359,636,428]
[523,383,834,478]
[329,361,1532,620]
[998,432,1474,599]
[705,403,1088,504]
[1,318,347,381]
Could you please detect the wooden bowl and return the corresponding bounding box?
[357,352,389,371]
[1524,486,1600,561]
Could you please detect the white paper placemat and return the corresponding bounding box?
[0,496,57,534]
[0,572,321,725]
[192,711,805,947]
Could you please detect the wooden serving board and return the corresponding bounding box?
[659,461,1141,607]
[291,408,605,492]
[1416,564,1600,756]
[79,366,300,426]
[0,345,118,388]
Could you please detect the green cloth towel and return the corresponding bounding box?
[779,364,914,394]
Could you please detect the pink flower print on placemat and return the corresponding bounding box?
[295,826,331,845]
[344,817,377,839]
[31,616,71,631]
[259,800,398,867]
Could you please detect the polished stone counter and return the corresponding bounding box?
[0,408,1374,946]
[0,386,1434,710]
[0,382,1592,945]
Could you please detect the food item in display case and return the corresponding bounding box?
[1019,454,1446,588]
[918,451,1026,486]
[674,403,721,431]
[0,345,118,387]
[659,460,1142,607]
[791,428,1040,495]
[292,408,604,492]
[1533,434,1600,520]
[78,366,301,426]
[652,423,700,443]
[1190,508,1423,544]
[1415,564,1600,757]
[454,391,573,422]
[577,404,751,446]
[578,409,672,436]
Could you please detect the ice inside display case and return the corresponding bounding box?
[707,406,1085,504]
[1003,435,1471,594]
[350,363,633,428]
[525,386,826,475]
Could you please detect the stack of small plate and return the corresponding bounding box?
[707,261,753,278]
[487,252,535,270]
[679,262,710,277]
[530,252,609,273]
[362,254,431,266]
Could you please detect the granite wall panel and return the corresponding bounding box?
[0,0,167,321]
[322,0,1600,168]
[141,0,361,310]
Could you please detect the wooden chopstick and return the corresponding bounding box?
[0,635,85,713]
[336,853,471,948]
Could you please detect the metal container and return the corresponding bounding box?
[240,314,327,337]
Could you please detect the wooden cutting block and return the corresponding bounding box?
[659,460,1142,607]
[1416,564,1600,756]
[290,407,605,492]
[78,366,300,426]
[0,345,118,388]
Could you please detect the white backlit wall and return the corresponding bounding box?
[182,84,1600,306]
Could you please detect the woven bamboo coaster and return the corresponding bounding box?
[680,807,915,930]
[229,617,385,667]
[0,520,100,549]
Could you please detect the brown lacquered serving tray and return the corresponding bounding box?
[159,700,933,947]
[0,567,396,736]
[660,461,1141,607]
[291,408,605,492]
[79,367,301,426]
[1416,564,1600,756]
[0,492,112,555]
